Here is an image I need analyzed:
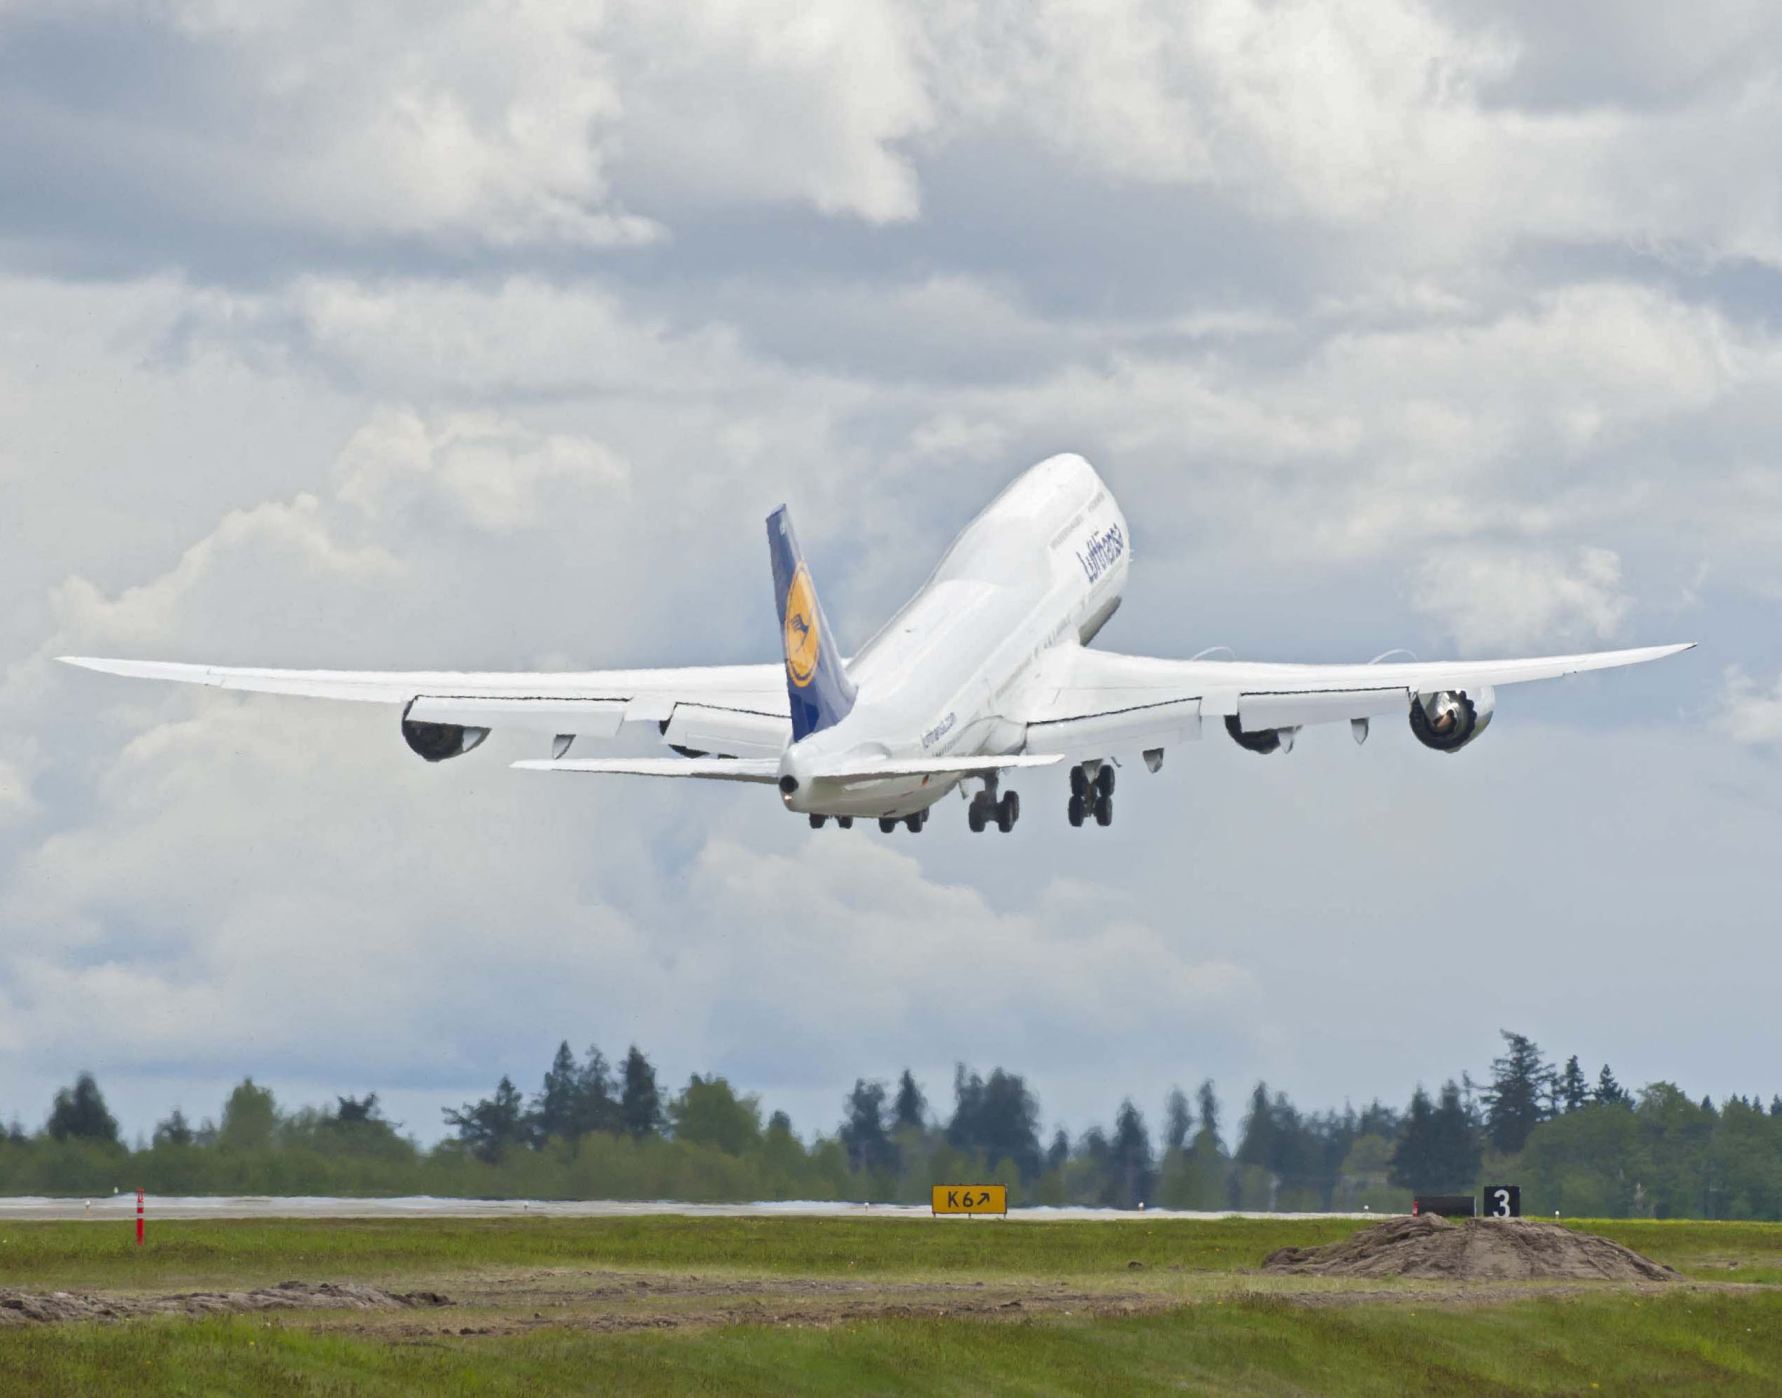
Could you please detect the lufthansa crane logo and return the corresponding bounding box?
[784,563,820,688]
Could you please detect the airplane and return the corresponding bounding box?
[62,453,1692,834]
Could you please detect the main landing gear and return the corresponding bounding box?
[877,810,928,834]
[1067,764,1115,828]
[808,814,854,830]
[967,775,1020,833]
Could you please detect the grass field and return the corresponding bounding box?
[3,1214,1781,1394]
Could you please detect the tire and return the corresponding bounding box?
[837,817,853,830]
[968,799,986,833]
[996,795,1016,833]
[906,812,925,833]
[1069,766,1089,798]
[1005,791,1020,825]
[1095,766,1116,797]
[879,817,898,834]
[1068,795,1086,827]
[1093,793,1113,827]
[809,814,827,829]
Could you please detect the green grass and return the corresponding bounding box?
[0,1215,1365,1290]
[4,1290,1781,1396]
[3,1214,1780,1291]
[0,1211,1774,1289]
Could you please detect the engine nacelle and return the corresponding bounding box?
[401,702,490,762]
[1225,714,1296,755]
[1409,686,1495,753]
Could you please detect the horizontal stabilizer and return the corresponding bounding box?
[513,758,781,783]
[512,753,1062,783]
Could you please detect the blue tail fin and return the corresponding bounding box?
[767,506,857,741]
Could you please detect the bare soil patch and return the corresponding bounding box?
[1262,1215,1680,1283]
[0,1281,451,1327]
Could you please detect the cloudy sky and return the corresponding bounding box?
[3,0,1781,1147]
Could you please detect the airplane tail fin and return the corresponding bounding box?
[767,505,857,741]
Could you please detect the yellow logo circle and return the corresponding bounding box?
[784,564,820,688]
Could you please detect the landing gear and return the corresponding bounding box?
[905,809,928,834]
[810,814,855,830]
[837,817,853,830]
[879,817,898,834]
[810,814,826,829]
[967,784,1019,833]
[1068,763,1116,827]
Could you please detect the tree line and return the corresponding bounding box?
[5,1032,1782,1218]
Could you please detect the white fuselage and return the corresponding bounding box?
[778,454,1129,818]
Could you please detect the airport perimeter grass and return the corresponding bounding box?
[3,1213,1780,1289]
[4,1216,1782,1395]
[5,1290,1782,1396]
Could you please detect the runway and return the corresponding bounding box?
[0,1195,1382,1222]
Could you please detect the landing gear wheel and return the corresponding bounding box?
[1095,766,1116,798]
[809,814,827,830]
[1069,766,1089,798]
[1093,793,1113,827]
[968,796,987,833]
[836,816,853,830]
[1068,794,1086,827]
[996,791,1019,833]
[906,811,926,834]
[878,817,898,834]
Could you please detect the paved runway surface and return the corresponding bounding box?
[0,1195,1382,1222]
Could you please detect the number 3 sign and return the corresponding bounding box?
[1483,1184,1522,1218]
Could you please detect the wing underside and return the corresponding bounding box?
[60,655,792,757]
[1016,642,1693,757]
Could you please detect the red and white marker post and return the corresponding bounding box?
[135,1188,144,1246]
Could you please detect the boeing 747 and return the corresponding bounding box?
[64,454,1692,833]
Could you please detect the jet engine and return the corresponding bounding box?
[401,702,490,762]
[1408,686,1495,753]
[1225,714,1296,755]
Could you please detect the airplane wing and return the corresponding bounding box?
[59,656,792,759]
[1015,642,1694,758]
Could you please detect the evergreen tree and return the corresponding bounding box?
[1235,1083,1276,1167]
[1557,1055,1590,1113]
[1483,1031,1550,1154]
[892,1070,927,1132]
[839,1079,896,1173]
[1388,1087,1435,1190]
[1771,1095,1782,1119]
[1045,1127,1070,1174]
[1427,1080,1483,1189]
[152,1108,194,1149]
[576,1047,620,1136]
[1194,1080,1222,1152]
[334,1094,381,1126]
[946,1066,1041,1180]
[442,1076,529,1162]
[1109,1099,1155,1208]
[620,1046,663,1138]
[46,1073,119,1144]
[1162,1087,1192,1154]
[1595,1064,1632,1108]
[534,1042,584,1143]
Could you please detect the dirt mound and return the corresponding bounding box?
[1262,1214,1679,1283]
[0,1280,451,1327]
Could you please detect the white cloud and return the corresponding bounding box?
[1407,544,1629,652]
[1718,667,1782,749]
